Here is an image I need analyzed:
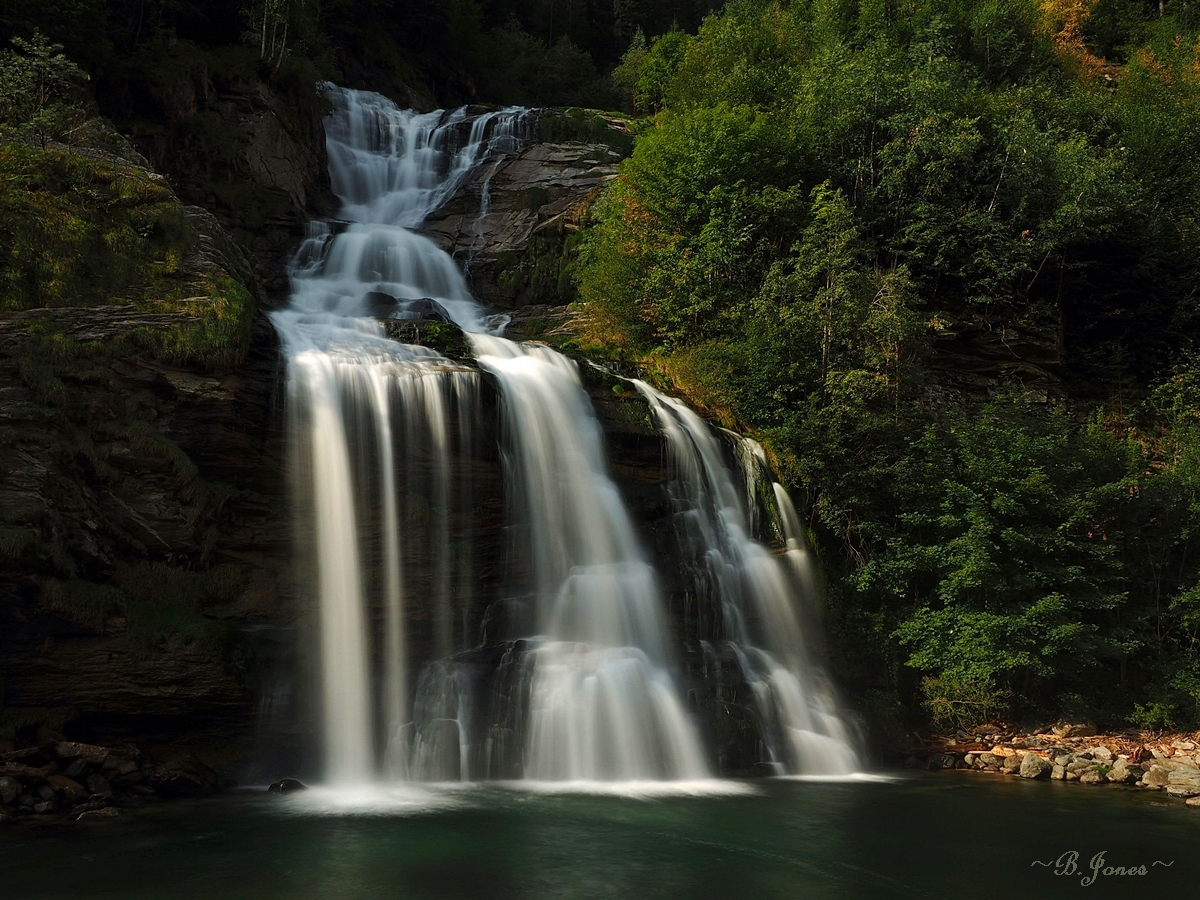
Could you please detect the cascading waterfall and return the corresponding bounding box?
[632,381,860,775]
[274,87,525,783]
[273,84,860,786]
[472,337,708,780]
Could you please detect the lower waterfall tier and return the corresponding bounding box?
[277,322,860,782]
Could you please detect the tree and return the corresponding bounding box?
[0,30,89,148]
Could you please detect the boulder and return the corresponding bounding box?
[54,742,110,765]
[47,775,90,803]
[1001,754,1023,774]
[1051,764,1066,781]
[1089,746,1113,762]
[1052,722,1097,738]
[978,753,1003,768]
[1067,758,1097,776]
[267,778,307,794]
[1165,769,1200,799]
[86,773,112,797]
[1107,758,1141,784]
[1020,753,1051,779]
[1187,796,1200,808]
[0,761,56,780]
[147,757,220,797]
[103,757,139,776]
[1145,766,1171,788]
[36,727,66,749]
[1079,770,1106,785]
[0,776,18,804]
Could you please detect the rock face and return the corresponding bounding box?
[925,315,1064,404]
[421,114,628,310]
[102,47,337,294]
[0,316,289,743]
[0,152,291,760]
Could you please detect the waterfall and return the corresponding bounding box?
[631,381,861,775]
[272,84,859,786]
[472,337,708,780]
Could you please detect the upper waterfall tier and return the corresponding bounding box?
[325,87,532,229]
[284,87,532,334]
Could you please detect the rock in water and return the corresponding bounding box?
[267,779,307,794]
[1165,769,1200,798]
[1107,758,1136,783]
[77,807,122,820]
[1020,753,1051,779]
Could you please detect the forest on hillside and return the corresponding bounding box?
[579,0,1200,738]
[0,0,722,107]
[3,0,1200,739]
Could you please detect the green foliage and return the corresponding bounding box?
[920,673,1013,731]
[879,396,1131,712]
[578,0,1200,729]
[0,142,254,370]
[0,30,89,147]
[137,275,255,370]
[0,143,189,310]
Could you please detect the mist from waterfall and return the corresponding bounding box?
[273,84,860,786]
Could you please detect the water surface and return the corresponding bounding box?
[3,773,1195,899]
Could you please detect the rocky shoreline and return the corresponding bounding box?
[911,726,1200,808]
[0,731,220,823]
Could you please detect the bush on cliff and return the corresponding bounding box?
[0,141,253,369]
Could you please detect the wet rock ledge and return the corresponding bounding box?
[913,725,1200,808]
[0,730,220,822]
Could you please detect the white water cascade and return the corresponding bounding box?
[273,84,859,786]
[632,381,861,775]
[473,337,708,780]
[274,88,527,783]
